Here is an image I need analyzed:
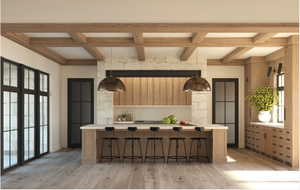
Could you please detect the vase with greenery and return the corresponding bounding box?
[248,86,278,122]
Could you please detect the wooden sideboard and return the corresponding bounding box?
[246,124,292,165]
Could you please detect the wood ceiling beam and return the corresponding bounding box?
[208,59,245,66]
[51,59,245,66]
[69,32,105,60]
[221,33,279,63]
[29,37,288,47]
[253,33,277,43]
[2,32,66,64]
[65,59,97,65]
[265,47,286,62]
[2,23,298,33]
[133,32,145,61]
[222,47,253,63]
[180,33,207,61]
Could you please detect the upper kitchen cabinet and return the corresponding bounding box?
[113,77,192,105]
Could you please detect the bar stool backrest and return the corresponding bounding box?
[173,127,182,132]
[105,127,115,131]
[128,127,138,132]
[195,127,205,132]
[150,126,160,132]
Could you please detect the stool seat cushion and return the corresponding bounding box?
[173,127,182,132]
[105,127,115,131]
[125,137,140,140]
[128,127,138,132]
[150,127,160,132]
[169,137,186,140]
[195,127,205,132]
[147,137,163,140]
[103,137,119,140]
[191,137,207,140]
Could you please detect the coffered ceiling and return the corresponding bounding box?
[1,23,298,66]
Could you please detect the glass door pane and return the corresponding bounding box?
[39,96,49,154]
[68,79,94,147]
[213,79,238,147]
[24,94,35,161]
[2,91,18,169]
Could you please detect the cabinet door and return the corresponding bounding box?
[263,127,273,156]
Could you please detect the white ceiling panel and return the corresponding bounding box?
[83,33,132,37]
[98,47,137,57]
[206,33,257,38]
[24,33,69,37]
[145,47,183,56]
[144,33,192,37]
[48,47,94,59]
[273,33,298,37]
[196,47,236,59]
[239,47,282,59]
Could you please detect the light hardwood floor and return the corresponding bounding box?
[1,149,299,189]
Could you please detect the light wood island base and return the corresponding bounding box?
[81,124,227,164]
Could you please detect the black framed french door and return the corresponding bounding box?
[68,79,94,148]
[1,57,50,173]
[212,78,239,147]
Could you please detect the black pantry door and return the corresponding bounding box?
[212,78,239,147]
[68,79,94,148]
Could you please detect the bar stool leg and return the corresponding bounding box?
[175,139,179,162]
[122,140,127,162]
[138,139,143,162]
[167,140,172,163]
[109,139,113,161]
[100,139,105,161]
[160,139,165,162]
[131,139,134,162]
[183,140,188,161]
[116,140,121,159]
[144,139,149,162]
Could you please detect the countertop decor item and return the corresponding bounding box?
[248,86,278,122]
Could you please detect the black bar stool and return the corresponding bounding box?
[145,127,165,162]
[101,127,121,161]
[167,127,188,162]
[122,127,143,162]
[189,127,209,162]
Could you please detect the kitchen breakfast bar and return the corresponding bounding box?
[80,124,228,164]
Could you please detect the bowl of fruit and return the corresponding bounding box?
[162,115,177,124]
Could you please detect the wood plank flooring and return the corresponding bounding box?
[1,148,299,189]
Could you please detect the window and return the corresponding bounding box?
[1,57,50,172]
[23,67,36,161]
[1,60,19,170]
[39,73,49,154]
[277,73,284,123]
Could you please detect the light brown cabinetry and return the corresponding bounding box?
[246,124,292,165]
[113,77,192,105]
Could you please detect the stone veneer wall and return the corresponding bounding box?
[97,55,209,125]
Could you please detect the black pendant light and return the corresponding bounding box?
[98,72,126,92]
[183,75,211,92]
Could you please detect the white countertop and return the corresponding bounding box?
[80,123,228,130]
[250,122,284,128]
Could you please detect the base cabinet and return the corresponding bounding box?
[246,124,292,165]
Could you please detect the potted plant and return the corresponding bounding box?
[248,86,278,122]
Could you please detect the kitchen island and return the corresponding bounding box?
[80,123,227,164]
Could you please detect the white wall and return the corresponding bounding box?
[60,65,97,148]
[1,36,61,152]
[207,65,245,148]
